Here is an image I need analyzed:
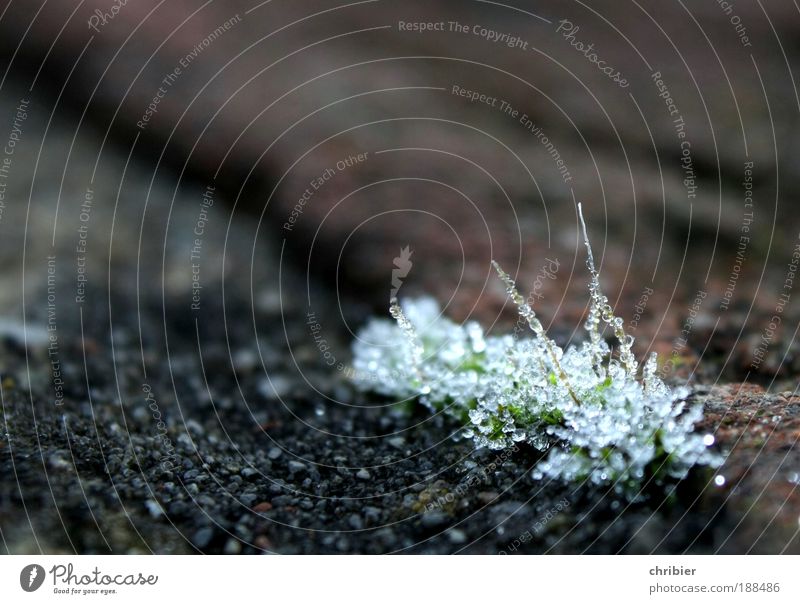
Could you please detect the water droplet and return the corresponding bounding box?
[702,434,715,446]
[714,475,726,487]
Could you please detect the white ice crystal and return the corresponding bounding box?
[351,204,722,496]
[352,296,516,422]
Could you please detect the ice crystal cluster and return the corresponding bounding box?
[352,204,721,495]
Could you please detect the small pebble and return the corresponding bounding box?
[388,436,406,449]
[144,499,164,518]
[258,376,292,400]
[421,511,449,529]
[232,349,258,373]
[193,527,214,549]
[48,454,72,471]
[477,491,499,504]
[223,538,242,554]
[288,460,307,473]
[363,506,381,523]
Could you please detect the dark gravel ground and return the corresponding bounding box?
[0,326,736,554]
[2,265,799,554]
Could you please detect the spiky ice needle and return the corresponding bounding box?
[389,298,425,383]
[492,261,580,405]
[577,203,638,377]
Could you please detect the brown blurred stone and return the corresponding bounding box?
[0,0,797,340]
[694,384,800,552]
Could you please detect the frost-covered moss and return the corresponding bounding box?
[351,204,722,496]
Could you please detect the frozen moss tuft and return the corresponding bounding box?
[352,204,721,497]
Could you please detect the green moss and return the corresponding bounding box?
[508,404,537,425]
[458,353,487,373]
[541,408,564,426]
[597,376,613,391]
[488,416,506,441]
